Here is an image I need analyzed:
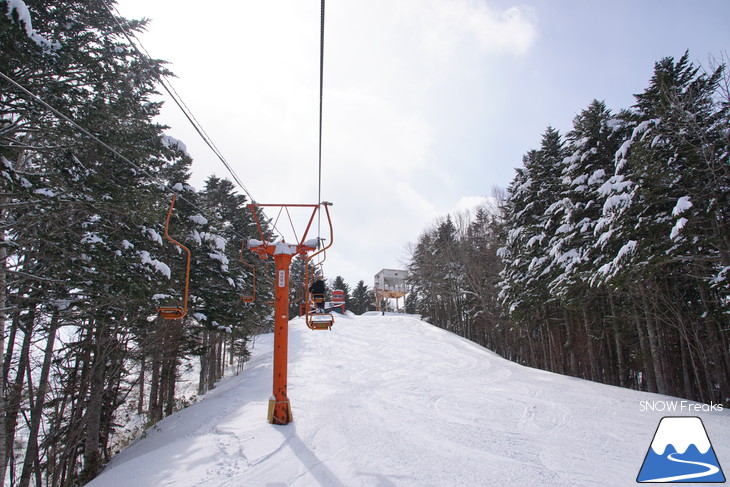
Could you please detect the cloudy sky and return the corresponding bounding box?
[117,0,728,288]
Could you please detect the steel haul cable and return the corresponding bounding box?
[0,69,250,242]
[317,0,326,253]
[100,0,257,205]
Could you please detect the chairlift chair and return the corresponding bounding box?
[158,195,191,320]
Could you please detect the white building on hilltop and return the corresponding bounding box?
[374,269,409,312]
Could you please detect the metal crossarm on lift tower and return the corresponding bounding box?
[246,202,333,425]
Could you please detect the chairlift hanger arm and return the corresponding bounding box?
[158,195,191,319]
[307,202,334,262]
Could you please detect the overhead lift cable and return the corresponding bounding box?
[98,0,299,245]
[318,0,325,211]
[0,69,248,243]
[100,0,256,205]
[316,0,326,255]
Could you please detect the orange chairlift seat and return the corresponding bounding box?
[239,241,256,303]
[304,209,335,331]
[158,195,191,320]
[305,253,333,330]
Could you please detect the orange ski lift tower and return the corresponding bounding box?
[158,195,192,320]
[246,202,333,425]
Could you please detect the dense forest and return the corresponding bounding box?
[407,52,729,407]
[0,1,293,485]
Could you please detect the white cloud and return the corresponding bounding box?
[455,195,491,212]
[399,0,537,60]
[324,89,433,176]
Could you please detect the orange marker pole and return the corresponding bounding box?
[268,251,294,425]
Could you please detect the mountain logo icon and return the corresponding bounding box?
[637,416,725,483]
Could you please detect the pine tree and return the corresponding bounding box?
[350,280,372,315]
[499,128,567,321]
[547,101,628,297]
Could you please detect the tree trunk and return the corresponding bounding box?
[138,355,146,415]
[640,289,667,395]
[198,331,209,395]
[633,306,655,392]
[4,308,35,484]
[582,307,597,382]
[607,293,626,388]
[18,311,60,487]
[0,266,5,487]
[148,353,162,424]
[79,320,108,484]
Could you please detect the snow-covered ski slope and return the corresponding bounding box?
[89,313,729,486]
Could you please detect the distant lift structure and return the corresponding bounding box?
[246,202,333,425]
[374,269,409,313]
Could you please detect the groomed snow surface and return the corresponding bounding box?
[89,313,729,486]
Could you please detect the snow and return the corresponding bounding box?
[602,193,632,213]
[209,251,230,268]
[201,232,226,251]
[598,176,631,196]
[615,139,632,168]
[712,266,729,285]
[526,233,544,247]
[82,214,101,227]
[670,217,688,240]
[595,228,614,248]
[145,228,164,245]
[161,135,189,155]
[86,314,729,487]
[51,299,72,310]
[616,240,637,260]
[33,188,56,197]
[189,214,208,225]
[4,0,60,52]
[587,168,606,186]
[80,232,104,245]
[672,196,693,216]
[632,119,657,140]
[274,241,297,255]
[248,238,266,248]
[139,251,171,278]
